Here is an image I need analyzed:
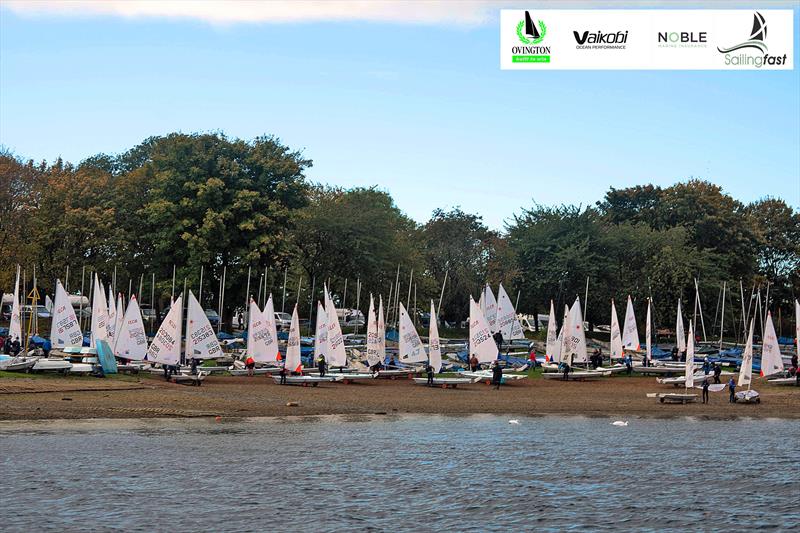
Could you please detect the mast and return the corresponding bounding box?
[718,281,726,351]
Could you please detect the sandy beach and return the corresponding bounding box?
[1,372,797,421]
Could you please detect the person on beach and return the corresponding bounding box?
[702,379,709,404]
[469,354,479,372]
[237,312,244,330]
[561,361,570,381]
[702,357,710,375]
[2,336,10,354]
[245,356,256,377]
[163,365,170,381]
[713,364,722,384]
[791,354,798,374]
[492,361,503,390]
[279,364,287,385]
[190,357,199,375]
[671,346,678,361]
[388,355,396,368]
[11,337,21,356]
[425,362,434,386]
[317,354,326,378]
[728,377,736,403]
[624,352,632,375]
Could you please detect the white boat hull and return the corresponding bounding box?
[271,375,338,386]
[0,357,37,372]
[32,359,73,372]
[412,377,476,388]
[542,370,609,380]
[766,377,799,386]
[735,390,760,403]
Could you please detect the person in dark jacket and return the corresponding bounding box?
[493,330,504,350]
[562,362,570,381]
[728,377,736,403]
[671,346,679,361]
[279,364,287,385]
[425,363,434,386]
[317,354,326,378]
[702,379,710,404]
[713,364,722,384]
[492,361,503,390]
[11,337,21,356]
[624,352,633,375]
[190,358,199,375]
[702,357,710,375]
[2,336,10,354]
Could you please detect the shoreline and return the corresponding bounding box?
[2,373,798,422]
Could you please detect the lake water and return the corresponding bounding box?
[1,415,798,532]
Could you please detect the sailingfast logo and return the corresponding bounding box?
[511,11,550,63]
[718,12,787,67]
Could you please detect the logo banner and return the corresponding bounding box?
[500,10,794,70]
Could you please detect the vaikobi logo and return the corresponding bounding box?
[511,11,550,63]
[573,30,628,49]
[718,12,787,67]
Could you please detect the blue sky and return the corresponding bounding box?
[1,2,798,229]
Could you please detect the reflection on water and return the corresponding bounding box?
[1,415,798,532]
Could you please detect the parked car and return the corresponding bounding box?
[141,306,157,324]
[204,309,220,326]
[274,312,292,331]
[20,305,52,319]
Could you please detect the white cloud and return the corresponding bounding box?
[1,0,499,26]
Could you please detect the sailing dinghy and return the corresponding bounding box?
[272,305,336,386]
[735,319,760,403]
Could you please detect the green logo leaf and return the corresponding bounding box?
[516,19,547,45]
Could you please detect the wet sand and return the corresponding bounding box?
[2,372,798,421]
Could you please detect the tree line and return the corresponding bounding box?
[1,132,797,340]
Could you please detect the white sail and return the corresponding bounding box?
[186,290,222,360]
[428,300,442,373]
[9,266,22,343]
[106,284,117,341]
[314,300,328,363]
[324,287,347,367]
[50,279,83,348]
[115,293,124,343]
[610,299,623,360]
[622,295,640,351]
[496,283,524,340]
[147,295,183,366]
[44,294,53,312]
[555,304,570,364]
[676,299,686,353]
[561,298,587,364]
[760,312,784,377]
[738,319,754,388]
[685,321,695,389]
[114,295,147,360]
[90,274,110,348]
[248,299,278,363]
[377,295,386,363]
[263,295,279,362]
[645,298,652,364]
[545,300,559,362]
[398,302,426,363]
[366,295,381,367]
[478,292,485,317]
[284,304,302,373]
[469,295,498,363]
[483,284,498,333]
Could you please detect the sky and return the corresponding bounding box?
[1,1,798,229]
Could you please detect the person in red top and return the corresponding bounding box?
[245,356,256,377]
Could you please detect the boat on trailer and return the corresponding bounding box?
[542,369,610,380]
[647,392,698,404]
[229,367,280,376]
[270,374,339,386]
[0,357,37,372]
[412,376,476,388]
[461,370,528,384]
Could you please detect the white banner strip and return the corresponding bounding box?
[500,10,794,70]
